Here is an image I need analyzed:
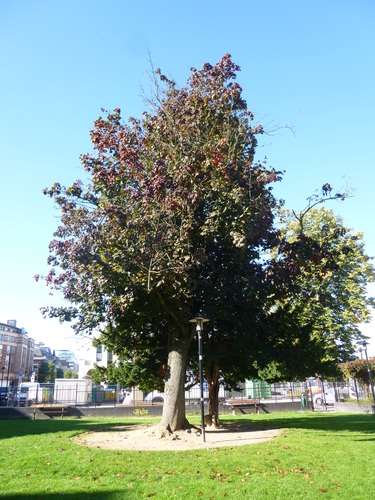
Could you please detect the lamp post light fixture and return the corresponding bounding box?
[189,315,209,442]
[359,342,375,414]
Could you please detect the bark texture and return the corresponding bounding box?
[159,333,191,433]
[206,361,221,428]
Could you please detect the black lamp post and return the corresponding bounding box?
[189,315,209,442]
[359,342,375,414]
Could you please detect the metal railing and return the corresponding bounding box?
[8,379,368,408]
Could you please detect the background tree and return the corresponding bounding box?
[38,54,282,433]
[46,361,57,383]
[36,360,49,383]
[63,369,78,379]
[339,358,375,399]
[91,365,106,386]
[56,367,64,378]
[263,206,375,380]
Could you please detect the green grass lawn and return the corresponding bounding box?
[0,412,374,499]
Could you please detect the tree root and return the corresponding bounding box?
[153,418,202,439]
[205,414,220,429]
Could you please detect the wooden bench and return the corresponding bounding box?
[31,404,68,419]
[226,399,265,415]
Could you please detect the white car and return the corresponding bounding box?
[313,386,365,406]
[342,387,364,399]
[313,388,336,406]
[144,391,164,403]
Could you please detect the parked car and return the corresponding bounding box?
[339,386,365,400]
[144,391,164,403]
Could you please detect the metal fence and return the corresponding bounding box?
[8,378,368,408]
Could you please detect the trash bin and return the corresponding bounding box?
[301,392,308,410]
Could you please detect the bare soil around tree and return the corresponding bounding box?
[73,422,282,451]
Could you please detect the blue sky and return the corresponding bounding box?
[1,0,375,356]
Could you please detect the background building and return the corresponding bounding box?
[55,350,79,374]
[0,320,34,388]
[78,340,113,379]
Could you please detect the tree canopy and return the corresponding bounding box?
[37,360,57,383]
[38,54,283,432]
[63,369,78,379]
[264,206,375,379]
[36,360,49,383]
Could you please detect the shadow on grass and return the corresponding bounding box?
[0,417,145,441]
[1,412,374,443]
[222,412,375,438]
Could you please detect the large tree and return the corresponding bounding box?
[38,54,281,433]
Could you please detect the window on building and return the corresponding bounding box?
[96,345,102,362]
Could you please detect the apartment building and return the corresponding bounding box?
[78,340,113,379]
[0,320,35,388]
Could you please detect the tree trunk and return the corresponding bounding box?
[205,361,221,428]
[159,331,191,433]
